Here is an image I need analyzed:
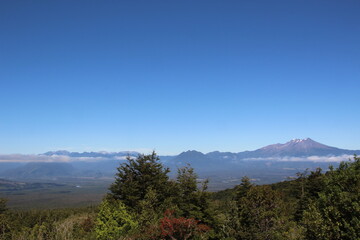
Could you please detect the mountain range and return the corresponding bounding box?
[40,138,360,161]
[167,138,359,167]
[1,138,359,187]
[42,150,139,158]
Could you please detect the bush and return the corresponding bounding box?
[95,199,138,240]
[156,209,210,240]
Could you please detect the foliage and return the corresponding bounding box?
[54,213,96,240]
[0,206,98,240]
[176,165,199,218]
[158,209,210,240]
[176,165,215,226]
[0,214,11,239]
[214,177,303,240]
[109,153,217,231]
[302,155,360,240]
[235,176,253,200]
[109,152,172,213]
[95,198,137,240]
[237,184,294,239]
[137,187,161,227]
[0,199,6,215]
[292,168,324,221]
[0,198,9,239]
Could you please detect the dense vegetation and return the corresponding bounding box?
[0,153,359,239]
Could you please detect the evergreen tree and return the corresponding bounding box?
[176,165,201,218]
[137,187,161,229]
[176,165,216,227]
[109,152,171,213]
[235,176,253,201]
[294,167,324,222]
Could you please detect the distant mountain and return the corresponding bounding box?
[168,150,234,171]
[162,138,360,176]
[204,138,360,161]
[235,138,359,158]
[170,150,210,170]
[40,139,359,164]
[42,150,139,158]
[173,150,210,164]
[2,162,76,179]
[0,138,359,186]
[0,151,138,180]
[159,138,360,187]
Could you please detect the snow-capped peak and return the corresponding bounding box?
[290,138,311,143]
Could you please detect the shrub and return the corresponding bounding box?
[158,209,210,240]
[95,199,138,240]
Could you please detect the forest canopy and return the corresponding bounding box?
[0,153,359,239]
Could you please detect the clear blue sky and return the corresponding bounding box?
[1,0,359,155]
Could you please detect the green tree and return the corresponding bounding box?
[215,176,254,239]
[29,223,52,240]
[137,187,161,231]
[0,199,6,215]
[176,165,201,218]
[176,165,216,227]
[301,201,328,239]
[235,176,253,201]
[109,152,172,213]
[0,198,10,238]
[302,155,360,240]
[294,168,324,222]
[236,184,299,240]
[95,198,138,240]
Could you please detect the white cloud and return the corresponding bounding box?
[242,154,354,162]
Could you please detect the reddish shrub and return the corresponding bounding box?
[158,210,210,240]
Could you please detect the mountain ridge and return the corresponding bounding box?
[42,150,139,158]
[40,138,360,160]
[1,138,359,186]
[199,138,359,161]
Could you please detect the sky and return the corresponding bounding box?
[1,0,360,155]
